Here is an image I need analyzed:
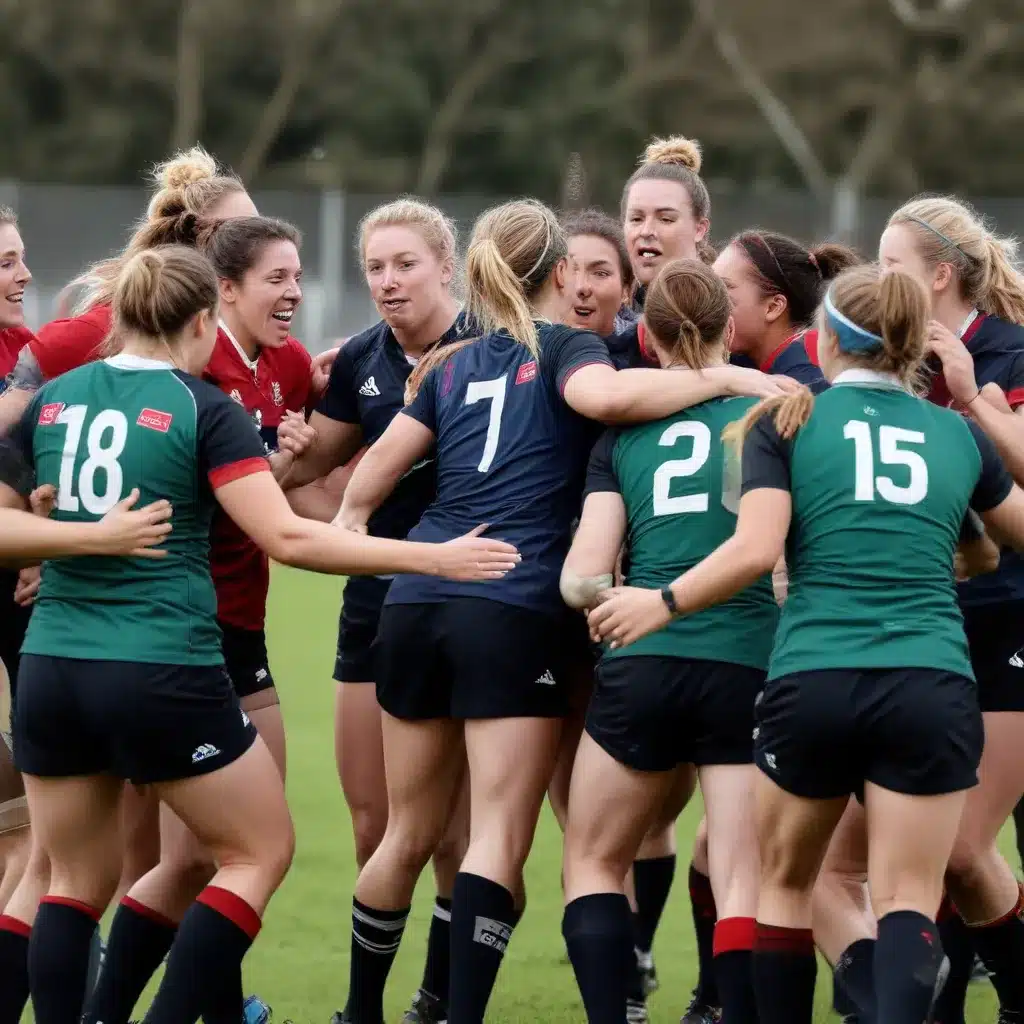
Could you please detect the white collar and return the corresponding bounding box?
[105,353,174,371]
[958,309,980,339]
[219,319,259,372]
[831,368,907,391]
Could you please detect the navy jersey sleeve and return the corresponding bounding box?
[0,438,33,498]
[542,328,613,396]
[7,390,41,472]
[316,341,360,423]
[191,382,271,489]
[583,430,621,497]
[741,413,792,494]
[401,365,440,435]
[965,419,1013,513]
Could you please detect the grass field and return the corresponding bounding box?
[196,566,1008,1022]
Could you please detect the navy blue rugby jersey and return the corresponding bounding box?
[386,322,612,612]
[730,335,827,392]
[317,314,473,546]
[927,313,1024,607]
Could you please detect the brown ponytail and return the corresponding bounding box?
[722,387,816,452]
[643,259,730,369]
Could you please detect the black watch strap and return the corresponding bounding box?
[660,585,678,616]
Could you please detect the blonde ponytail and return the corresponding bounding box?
[466,236,539,358]
[980,235,1024,324]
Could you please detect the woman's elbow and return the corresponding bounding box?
[738,536,783,577]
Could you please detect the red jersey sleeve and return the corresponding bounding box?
[0,326,35,379]
[31,305,113,380]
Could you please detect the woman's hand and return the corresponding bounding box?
[277,410,317,458]
[14,566,40,606]
[94,489,173,558]
[431,525,521,581]
[587,586,671,648]
[721,367,801,400]
[927,320,979,407]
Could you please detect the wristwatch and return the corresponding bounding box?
[660,585,679,616]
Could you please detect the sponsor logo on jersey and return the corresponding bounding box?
[515,360,538,385]
[255,667,268,682]
[137,408,173,433]
[359,376,381,397]
[272,381,283,406]
[191,743,221,764]
[230,389,244,405]
[38,402,64,426]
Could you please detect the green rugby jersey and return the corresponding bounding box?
[586,395,779,669]
[742,369,1012,680]
[11,354,269,665]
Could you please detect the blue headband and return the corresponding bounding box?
[823,290,883,353]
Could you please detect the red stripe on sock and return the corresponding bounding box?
[122,896,177,931]
[754,922,815,954]
[0,914,30,938]
[40,896,101,922]
[197,886,262,940]
[714,916,757,955]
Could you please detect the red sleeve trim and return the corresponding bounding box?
[759,339,793,373]
[1005,387,1024,410]
[208,456,270,489]
[559,360,613,396]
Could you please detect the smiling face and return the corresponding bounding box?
[712,243,780,356]
[624,178,708,287]
[878,223,943,307]
[0,223,30,329]
[565,234,630,337]
[364,224,452,334]
[220,239,302,349]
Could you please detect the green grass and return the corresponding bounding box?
[171,567,1009,1021]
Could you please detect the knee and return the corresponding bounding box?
[760,835,817,893]
[432,828,466,872]
[351,806,388,867]
[382,821,444,878]
[945,833,989,885]
[164,847,217,896]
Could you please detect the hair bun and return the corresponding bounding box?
[154,146,219,193]
[642,136,703,173]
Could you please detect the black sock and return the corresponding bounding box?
[632,854,675,954]
[833,937,874,1022]
[420,897,452,1007]
[345,898,408,1024]
[752,923,817,1024]
[688,863,719,1006]
[0,915,31,1024]
[874,911,944,1024]
[28,897,101,1024]
[142,886,260,1024]
[448,872,516,1024]
[1014,797,1024,877]
[562,893,633,1024]
[934,897,971,1024]
[83,897,177,1024]
[626,937,646,1004]
[969,887,1024,1017]
[713,918,757,1024]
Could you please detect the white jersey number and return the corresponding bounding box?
[464,376,507,473]
[652,421,712,516]
[843,419,928,506]
[56,406,128,514]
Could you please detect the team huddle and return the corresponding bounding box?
[0,133,1020,1024]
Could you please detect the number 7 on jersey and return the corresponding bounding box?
[465,376,507,473]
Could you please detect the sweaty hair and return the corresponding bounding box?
[0,207,17,229]
[644,259,730,370]
[726,264,930,448]
[68,147,247,314]
[888,195,1024,325]
[732,231,861,328]
[358,197,458,275]
[198,217,301,282]
[562,209,634,291]
[622,136,715,265]
[112,246,219,351]
[465,199,567,358]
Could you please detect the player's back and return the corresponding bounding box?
[18,354,243,663]
[773,378,981,677]
[608,397,778,668]
[388,322,608,612]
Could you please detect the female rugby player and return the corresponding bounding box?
[591,262,1024,1024]
[877,195,1024,1024]
[83,215,320,1024]
[560,258,775,1024]
[2,244,519,1024]
[331,198,792,1024]
[280,198,473,1024]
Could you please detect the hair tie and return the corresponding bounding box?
[520,221,553,286]
[808,252,821,277]
[823,289,883,354]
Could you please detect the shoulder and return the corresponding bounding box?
[268,335,313,378]
[975,314,1024,346]
[32,305,112,377]
[343,321,392,362]
[173,371,241,416]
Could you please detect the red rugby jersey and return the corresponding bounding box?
[205,324,313,630]
[30,305,113,379]
[0,326,36,381]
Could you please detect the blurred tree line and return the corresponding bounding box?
[0,0,1022,214]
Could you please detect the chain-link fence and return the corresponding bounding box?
[7,182,1024,353]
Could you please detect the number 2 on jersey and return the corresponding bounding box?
[843,420,928,505]
[56,406,128,514]
[652,421,712,515]
[465,376,507,473]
